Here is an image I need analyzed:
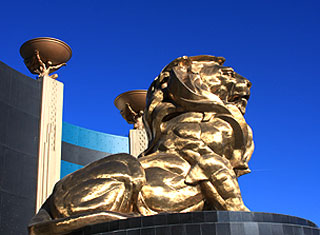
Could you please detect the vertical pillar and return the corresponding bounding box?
[36,76,63,212]
[129,129,148,157]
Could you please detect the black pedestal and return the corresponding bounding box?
[70,211,320,235]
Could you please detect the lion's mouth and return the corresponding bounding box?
[228,94,249,102]
[228,94,250,114]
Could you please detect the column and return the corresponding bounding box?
[36,76,63,212]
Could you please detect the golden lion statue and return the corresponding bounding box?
[29,55,254,234]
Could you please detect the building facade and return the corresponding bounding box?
[0,61,131,235]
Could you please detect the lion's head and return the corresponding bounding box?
[144,56,251,139]
[167,55,251,113]
[142,55,253,177]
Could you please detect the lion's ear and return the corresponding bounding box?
[216,57,226,65]
[177,56,192,68]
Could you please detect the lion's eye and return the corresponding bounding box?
[221,68,235,77]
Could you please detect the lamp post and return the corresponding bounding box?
[20,37,72,80]
[20,37,71,212]
[114,90,147,130]
[114,90,148,156]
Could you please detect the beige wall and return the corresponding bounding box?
[129,129,148,157]
[36,76,63,212]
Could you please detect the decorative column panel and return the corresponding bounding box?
[129,129,148,157]
[36,76,63,212]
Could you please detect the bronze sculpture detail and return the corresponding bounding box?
[20,37,72,80]
[114,90,147,130]
[24,50,66,79]
[29,55,254,234]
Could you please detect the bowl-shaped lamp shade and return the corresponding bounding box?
[20,37,72,74]
[114,90,147,124]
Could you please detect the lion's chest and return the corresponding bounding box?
[156,112,235,162]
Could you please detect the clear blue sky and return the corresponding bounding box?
[1,0,320,226]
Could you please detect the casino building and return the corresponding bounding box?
[0,61,147,234]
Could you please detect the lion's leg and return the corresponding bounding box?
[137,153,204,215]
[52,178,133,217]
[136,167,204,216]
[188,154,249,211]
[29,154,145,235]
[51,153,145,218]
[201,170,249,211]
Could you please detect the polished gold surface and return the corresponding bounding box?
[29,55,254,234]
[114,90,147,129]
[20,37,72,79]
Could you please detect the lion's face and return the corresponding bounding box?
[202,64,251,115]
[169,55,252,115]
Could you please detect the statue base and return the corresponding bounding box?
[69,211,319,235]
